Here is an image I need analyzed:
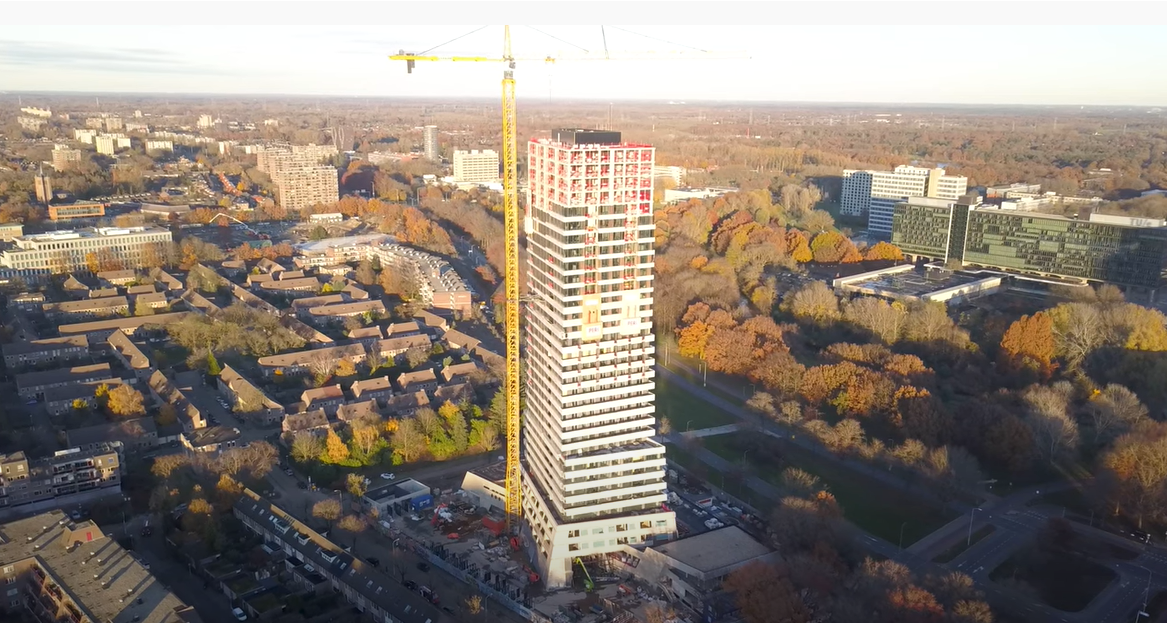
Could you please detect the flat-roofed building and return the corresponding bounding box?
[0,222,24,242]
[0,510,196,621]
[892,195,1167,288]
[633,526,780,619]
[47,202,106,221]
[51,146,84,171]
[0,446,121,516]
[842,165,968,235]
[452,149,500,183]
[0,226,171,273]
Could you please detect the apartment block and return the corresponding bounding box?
[51,146,84,170]
[0,446,120,513]
[295,235,474,313]
[0,226,171,272]
[842,165,968,235]
[523,129,676,587]
[891,196,1167,288]
[0,510,195,622]
[452,149,500,183]
[423,125,439,161]
[145,139,174,151]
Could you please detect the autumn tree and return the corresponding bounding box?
[107,385,146,417]
[999,312,1056,380]
[323,428,351,464]
[346,473,368,498]
[782,281,840,324]
[354,259,377,286]
[291,432,324,464]
[722,562,809,623]
[312,498,342,528]
[864,241,905,262]
[391,418,427,463]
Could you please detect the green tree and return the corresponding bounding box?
[205,351,222,376]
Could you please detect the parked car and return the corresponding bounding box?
[380,473,396,480]
[366,557,380,567]
[416,562,430,572]
[403,580,418,591]
[232,607,248,621]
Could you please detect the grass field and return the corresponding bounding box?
[655,376,738,431]
[990,548,1116,612]
[701,431,956,546]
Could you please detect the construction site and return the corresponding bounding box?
[384,27,771,623]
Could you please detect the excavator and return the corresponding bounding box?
[574,557,594,592]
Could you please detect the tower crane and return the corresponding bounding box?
[391,26,742,533]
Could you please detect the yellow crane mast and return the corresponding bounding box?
[392,26,526,530]
[392,27,742,534]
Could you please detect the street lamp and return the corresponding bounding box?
[967,508,983,546]
[899,522,908,549]
[685,420,694,432]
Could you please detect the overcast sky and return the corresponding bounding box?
[1,25,1165,106]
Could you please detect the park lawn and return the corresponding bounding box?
[655,376,737,432]
[990,548,1116,612]
[701,431,956,547]
[933,525,995,563]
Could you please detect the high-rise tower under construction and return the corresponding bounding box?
[521,129,676,587]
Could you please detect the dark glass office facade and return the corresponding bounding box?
[962,211,1167,288]
[892,202,1167,288]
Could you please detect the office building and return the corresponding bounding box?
[842,165,968,235]
[423,125,439,161]
[51,145,83,171]
[254,144,340,211]
[0,509,197,622]
[46,202,106,221]
[0,223,23,242]
[452,149,500,183]
[523,129,676,587]
[0,226,172,273]
[33,169,52,204]
[892,196,1167,288]
[0,446,121,514]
